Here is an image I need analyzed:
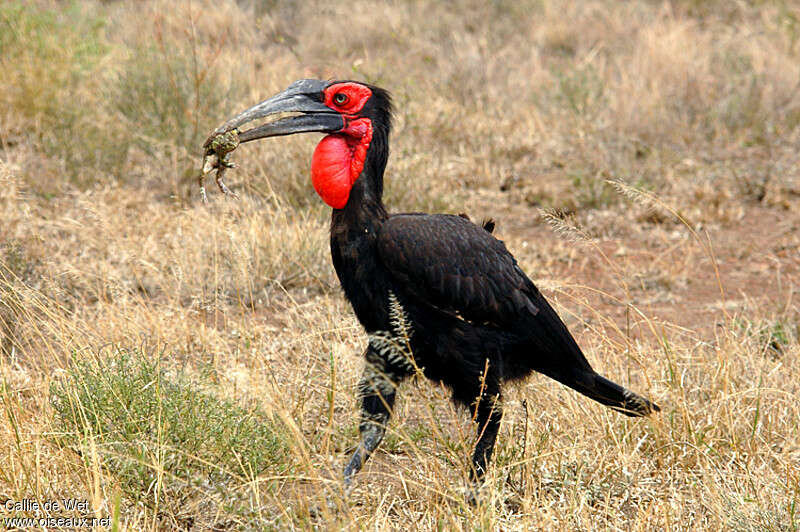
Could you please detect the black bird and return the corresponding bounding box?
[206,79,660,489]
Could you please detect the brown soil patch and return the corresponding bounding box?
[469,193,800,345]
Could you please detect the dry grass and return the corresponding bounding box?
[1,0,799,529]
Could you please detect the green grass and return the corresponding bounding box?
[0,1,241,192]
[555,64,605,118]
[0,2,124,184]
[733,316,797,356]
[50,348,292,526]
[114,45,242,159]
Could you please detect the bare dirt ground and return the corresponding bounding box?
[515,202,799,339]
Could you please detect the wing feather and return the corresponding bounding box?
[377,214,539,327]
[376,213,648,409]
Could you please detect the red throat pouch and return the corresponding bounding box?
[311,119,373,209]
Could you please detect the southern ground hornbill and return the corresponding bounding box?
[203,79,660,491]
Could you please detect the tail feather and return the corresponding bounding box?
[566,372,660,417]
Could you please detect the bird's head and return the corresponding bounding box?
[208,79,392,209]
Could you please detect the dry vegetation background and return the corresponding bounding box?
[1,0,799,530]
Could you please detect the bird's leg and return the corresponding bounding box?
[470,391,503,484]
[343,348,404,488]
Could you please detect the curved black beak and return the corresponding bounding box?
[206,79,343,147]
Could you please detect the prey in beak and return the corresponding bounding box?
[199,79,344,201]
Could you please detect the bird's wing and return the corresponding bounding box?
[377,213,543,327]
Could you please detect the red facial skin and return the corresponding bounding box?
[310,83,374,209]
[322,82,373,116]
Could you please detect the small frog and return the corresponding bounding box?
[199,129,241,202]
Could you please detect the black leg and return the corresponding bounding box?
[470,391,503,483]
[343,347,406,487]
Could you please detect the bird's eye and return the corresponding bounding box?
[333,92,349,105]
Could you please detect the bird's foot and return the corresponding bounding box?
[342,451,362,497]
[457,480,486,506]
[342,474,354,499]
[465,486,480,506]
